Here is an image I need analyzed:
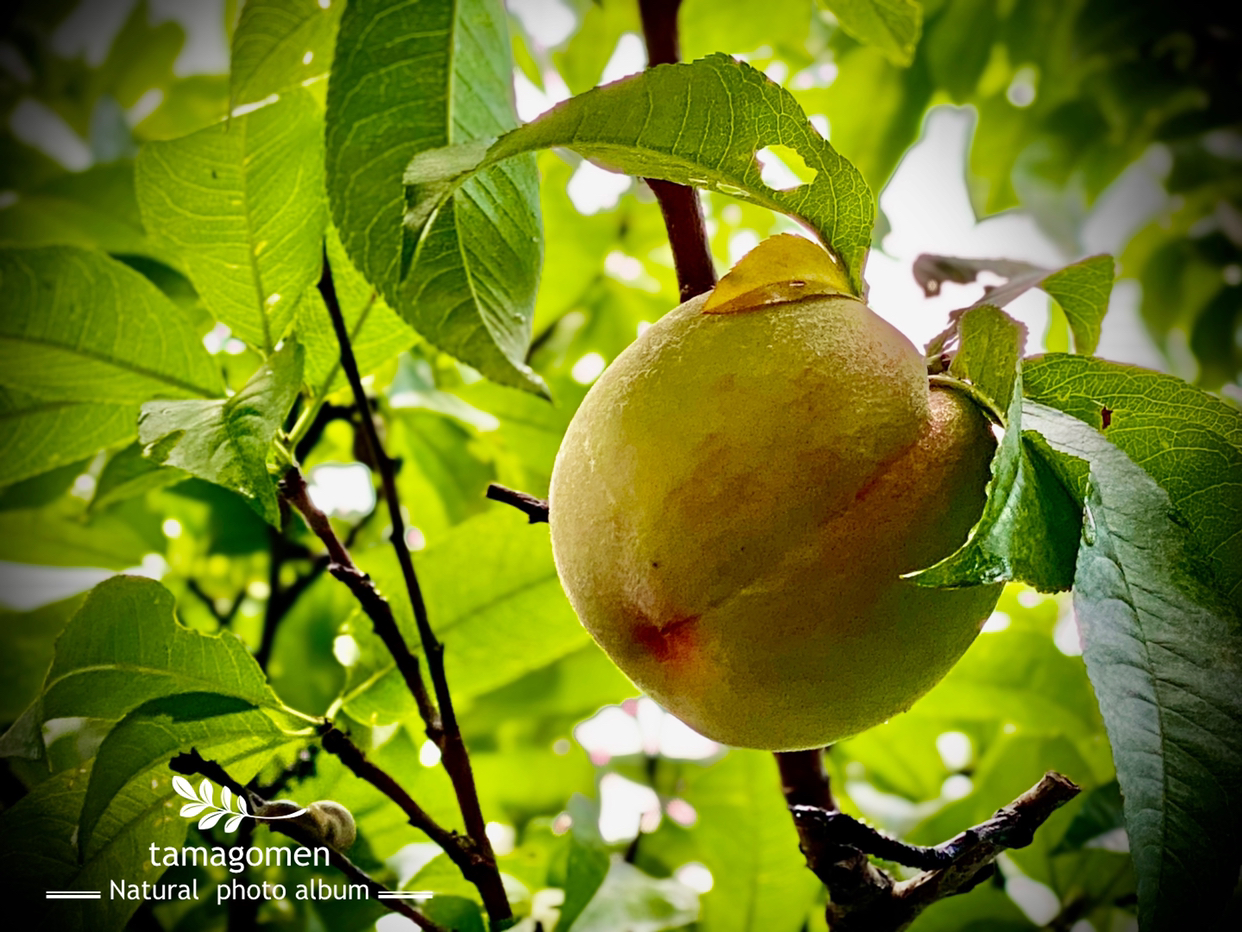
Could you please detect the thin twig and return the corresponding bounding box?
[185,579,244,627]
[637,0,716,302]
[279,467,439,733]
[315,252,511,927]
[169,750,447,932]
[486,483,549,523]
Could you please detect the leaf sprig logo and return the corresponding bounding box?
[171,776,308,833]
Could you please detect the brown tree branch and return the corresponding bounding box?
[319,727,499,893]
[777,749,1080,932]
[637,0,716,302]
[168,750,447,932]
[486,482,549,523]
[280,466,439,734]
[315,253,511,927]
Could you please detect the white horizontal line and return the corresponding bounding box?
[378,892,434,899]
[47,893,101,899]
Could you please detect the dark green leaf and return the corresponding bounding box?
[404,53,873,296]
[1051,780,1125,855]
[136,91,327,353]
[1023,401,1242,931]
[138,341,304,525]
[1024,354,1242,611]
[0,763,189,932]
[820,0,923,66]
[79,692,305,858]
[230,0,343,106]
[90,442,188,512]
[948,304,1026,414]
[910,375,1082,592]
[326,0,544,394]
[0,594,84,720]
[0,247,223,402]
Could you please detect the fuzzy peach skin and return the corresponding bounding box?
[549,288,1000,750]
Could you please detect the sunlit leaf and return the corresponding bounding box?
[0,576,297,760]
[326,0,544,393]
[136,91,327,353]
[78,692,305,858]
[0,247,223,402]
[138,341,304,525]
[230,0,343,106]
[819,0,923,66]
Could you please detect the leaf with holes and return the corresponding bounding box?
[404,53,873,297]
[1024,354,1242,612]
[1023,401,1242,931]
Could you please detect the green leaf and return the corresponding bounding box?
[326,0,544,394]
[0,576,297,759]
[404,53,874,297]
[422,897,486,932]
[917,253,1113,355]
[0,247,223,402]
[0,458,87,512]
[79,692,306,859]
[0,594,84,721]
[559,794,609,931]
[572,860,699,932]
[947,304,1026,416]
[90,442,188,512]
[340,510,587,724]
[910,374,1082,592]
[0,386,140,486]
[0,496,163,571]
[1040,255,1114,355]
[906,885,1037,932]
[138,341,304,526]
[296,225,417,401]
[687,751,820,932]
[1023,402,1242,931]
[0,763,189,932]
[0,162,168,261]
[1024,354,1242,611]
[820,0,923,66]
[1051,779,1125,855]
[230,0,343,106]
[136,91,327,353]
